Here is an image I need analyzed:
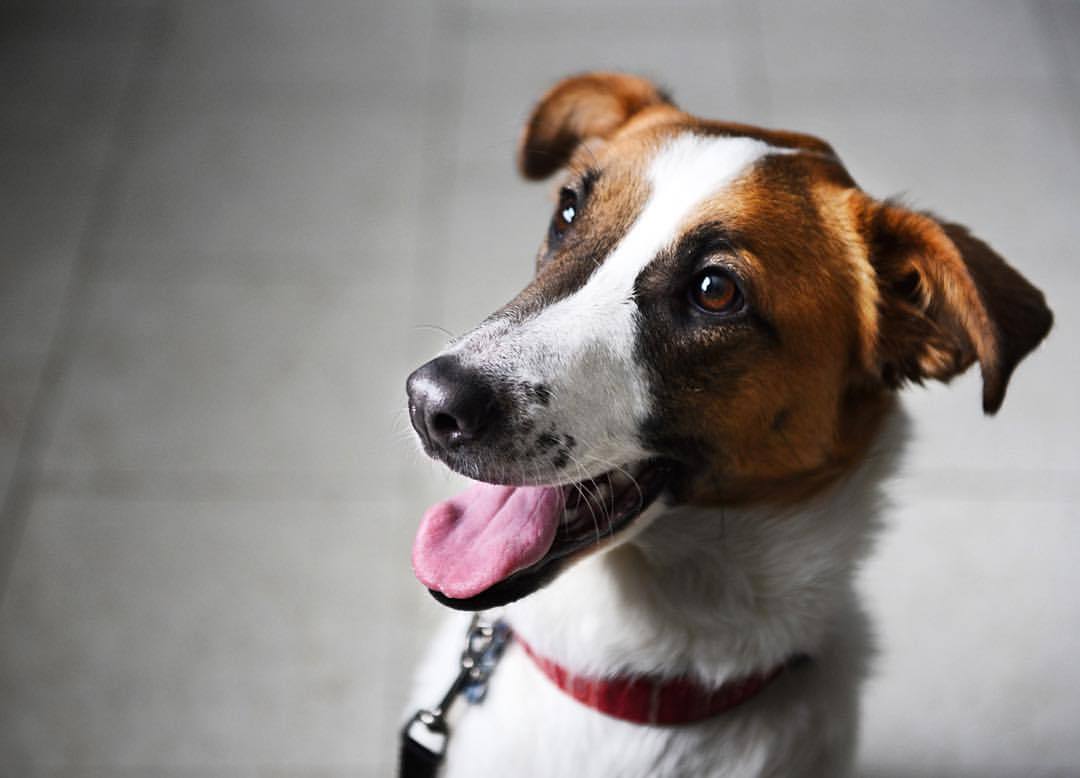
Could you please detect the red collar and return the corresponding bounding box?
[516,636,794,726]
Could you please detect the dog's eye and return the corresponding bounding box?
[550,187,578,238]
[690,269,743,315]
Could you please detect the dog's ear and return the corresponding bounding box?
[517,72,671,180]
[857,197,1052,414]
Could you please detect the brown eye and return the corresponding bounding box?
[690,269,742,315]
[550,187,578,239]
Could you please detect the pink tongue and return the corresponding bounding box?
[412,482,563,599]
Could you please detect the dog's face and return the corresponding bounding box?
[423,130,868,499]
[407,73,1052,610]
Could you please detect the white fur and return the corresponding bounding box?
[410,132,880,776]
[408,411,908,777]
[447,135,781,479]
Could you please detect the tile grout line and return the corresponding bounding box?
[0,1,173,605]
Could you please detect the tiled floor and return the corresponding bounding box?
[1,1,1077,776]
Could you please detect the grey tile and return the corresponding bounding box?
[0,495,416,770]
[858,497,1080,771]
[0,369,38,502]
[40,279,413,498]
[0,3,139,360]
[1036,0,1080,155]
[0,138,104,362]
[889,464,1080,506]
[0,262,70,370]
[1039,0,1080,82]
[468,0,747,11]
[0,5,141,528]
[98,83,425,263]
[155,0,436,89]
[0,3,148,544]
[760,0,1055,86]
[428,169,551,338]
[0,2,146,143]
[98,241,418,290]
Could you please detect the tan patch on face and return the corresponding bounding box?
[655,154,893,506]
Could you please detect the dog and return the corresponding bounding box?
[401,72,1052,777]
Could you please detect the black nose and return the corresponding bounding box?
[406,355,500,451]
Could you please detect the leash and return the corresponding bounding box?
[399,615,511,778]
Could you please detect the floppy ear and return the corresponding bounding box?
[859,198,1052,414]
[517,72,671,180]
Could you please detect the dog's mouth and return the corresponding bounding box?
[412,459,671,611]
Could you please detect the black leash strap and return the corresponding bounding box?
[399,616,511,778]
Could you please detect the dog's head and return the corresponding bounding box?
[406,73,1052,610]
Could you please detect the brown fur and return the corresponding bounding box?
[515,72,1053,508]
[853,197,1054,413]
[636,157,891,506]
[518,72,670,180]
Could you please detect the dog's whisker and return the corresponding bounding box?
[589,455,647,517]
[563,450,605,543]
[570,453,618,537]
[411,322,458,340]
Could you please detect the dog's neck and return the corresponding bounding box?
[504,408,907,688]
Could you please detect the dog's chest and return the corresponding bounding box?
[425,643,764,778]
[408,619,857,778]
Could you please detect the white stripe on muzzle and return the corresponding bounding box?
[452,134,782,475]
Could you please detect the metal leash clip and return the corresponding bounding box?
[399,615,512,778]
